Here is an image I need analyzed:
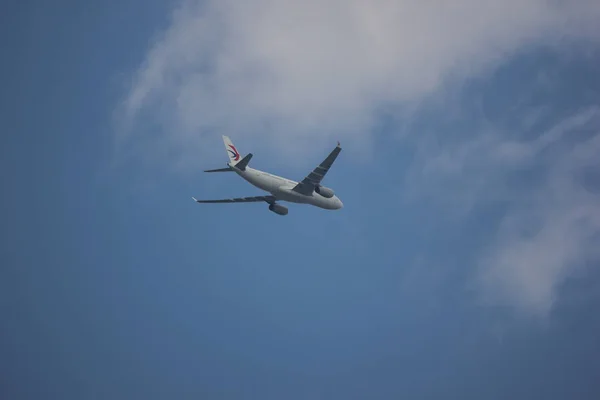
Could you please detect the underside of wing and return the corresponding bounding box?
[293,142,342,195]
[192,195,275,204]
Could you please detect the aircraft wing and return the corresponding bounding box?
[192,195,275,204]
[292,142,341,195]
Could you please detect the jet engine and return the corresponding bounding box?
[268,203,289,215]
[315,185,334,198]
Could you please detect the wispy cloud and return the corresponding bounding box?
[117,0,600,168]
[116,1,600,318]
[477,112,600,317]
[407,106,600,317]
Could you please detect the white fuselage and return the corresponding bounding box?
[232,165,343,210]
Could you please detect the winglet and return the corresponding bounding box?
[192,197,198,202]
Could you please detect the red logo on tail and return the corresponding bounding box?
[228,145,240,161]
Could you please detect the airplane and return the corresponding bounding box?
[192,135,344,215]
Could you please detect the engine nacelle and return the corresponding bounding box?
[315,185,334,198]
[268,203,288,215]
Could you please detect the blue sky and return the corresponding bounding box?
[2,1,600,399]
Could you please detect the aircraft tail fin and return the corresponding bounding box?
[223,135,244,166]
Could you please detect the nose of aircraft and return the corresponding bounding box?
[336,198,344,209]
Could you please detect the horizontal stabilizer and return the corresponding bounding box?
[204,167,233,173]
[234,153,253,171]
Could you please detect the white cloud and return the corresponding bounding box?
[408,107,600,317]
[118,0,600,167]
[117,0,600,317]
[404,108,600,212]
[478,199,600,317]
[479,111,600,317]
